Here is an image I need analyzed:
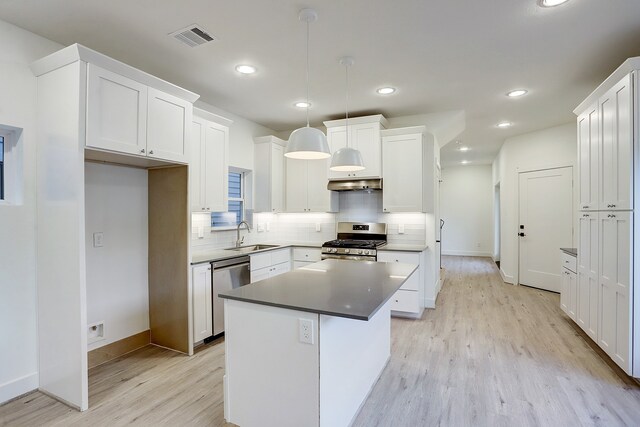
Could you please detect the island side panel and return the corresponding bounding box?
[224,299,320,427]
[319,301,392,427]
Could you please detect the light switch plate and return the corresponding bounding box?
[266,222,270,232]
[93,232,104,247]
[257,223,265,232]
[398,224,405,234]
[197,226,204,239]
[315,223,321,232]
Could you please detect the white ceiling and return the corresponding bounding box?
[1,0,640,166]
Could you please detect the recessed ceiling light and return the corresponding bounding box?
[294,101,311,108]
[376,87,396,95]
[235,64,257,74]
[538,0,570,7]
[506,89,528,97]
[497,121,512,128]
[458,146,470,152]
[461,160,469,165]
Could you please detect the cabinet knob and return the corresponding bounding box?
[272,209,275,212]
[206,207,210,211]
[140,148,145,154]
[582,205,588,209]
[149,150,154,155]
[582,214,589,217]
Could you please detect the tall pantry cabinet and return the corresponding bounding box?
[573,57,639,376]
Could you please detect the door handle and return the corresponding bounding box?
[518,232,526,237]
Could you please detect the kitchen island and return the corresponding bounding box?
[219,259,418,427]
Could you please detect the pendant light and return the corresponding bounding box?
[285,8,331,160]
[330,57,365,172]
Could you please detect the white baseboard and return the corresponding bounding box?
[442,250,493,257]
[499,268,514,284]
[424,298,436,309]
[0,372,38,405]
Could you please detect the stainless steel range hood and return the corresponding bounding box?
[327,179,382,191]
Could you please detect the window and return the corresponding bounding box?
[0,135,4,200]
[211,171,245,227]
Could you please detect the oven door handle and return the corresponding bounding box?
[321,254,376,262]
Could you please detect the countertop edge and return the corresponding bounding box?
[560,247,578,257]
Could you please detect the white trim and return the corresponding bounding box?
[499,268,514,285]
[442,250,492,257]
[193,107,233,127]
[323,114,388,129]
[0,372,38,405]
[424,297,436,309]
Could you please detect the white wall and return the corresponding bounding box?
[84,163,149,351]
[440,165,493,256]
[0,19,62,404]
[492,122,577,284]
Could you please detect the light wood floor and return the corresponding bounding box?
[2,256,640,426]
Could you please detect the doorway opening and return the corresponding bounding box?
[494,183,501,270]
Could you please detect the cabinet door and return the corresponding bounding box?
[568,271,577,321]
[86,64,147,155]
[190,119,205,212]
[560,268,570,315]
[327,126,349,179]
[577,212,598,339]
[271,144,285,212]
[577,103,599,211]
[192,264,213,342]
[203,121,228,212]
[382,133,423,212]
[270,261,291,278]
[285,158,308,212]
[350,122,381,179]
[251,266,271,284]
[598,211,632,373]
[599,74,633,210]
[307,158,336,212]
[147,87,192,163]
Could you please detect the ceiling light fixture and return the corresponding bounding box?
[377,87,396,95]
[538,0,570,7]
[506,89,528,97]
[497,121,512,128]
[294,101,311,108]
[461,160,469,165]
[235,64,257,74]
[330,57,365,172]
[285,8,331,160]
[458,146,470,152]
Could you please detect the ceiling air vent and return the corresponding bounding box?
[170,24,215,47]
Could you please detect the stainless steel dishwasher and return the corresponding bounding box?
[212,255,251,336]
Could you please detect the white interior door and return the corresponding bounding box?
[518,167,573,292]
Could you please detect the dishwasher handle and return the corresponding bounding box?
[212,255,250,269]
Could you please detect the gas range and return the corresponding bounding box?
[321,222,387,261]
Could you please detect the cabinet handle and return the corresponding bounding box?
[206,207,210,211]
[140,148,145,154]
[582,205,588,209]
[207,267,211,271]
[611,204,616,208]
[582,214,589,217]
[272,209,275,212]
[149,150,154,155]
[202,207,206,211]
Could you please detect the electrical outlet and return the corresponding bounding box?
[93,232,104,247]
[315,223,321,232]
[257,223,265,232]
[398,224,405,234]
[266,222,270,232]
[88,321,105,344]
[197,226,204,239]
[298,318,314,344]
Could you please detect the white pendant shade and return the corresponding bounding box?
[330,147,365,171]
[285,126,331,159]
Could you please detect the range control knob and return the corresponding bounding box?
[358,250,364,255]
[344,249,350,254]
[331,248,337,253]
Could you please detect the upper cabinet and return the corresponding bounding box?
[285,157,338,213]
[190,108,232,213]
[324,115,388,180]
[254,136,286,213]
[577,103,599,211]
[381,126,435,213]
[86,63,192,164]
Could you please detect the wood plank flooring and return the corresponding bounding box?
[2,256,640,426]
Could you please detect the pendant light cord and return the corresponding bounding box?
[305,19,310,128]
[345,62,349,146]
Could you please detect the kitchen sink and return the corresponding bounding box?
[225,244,280,253]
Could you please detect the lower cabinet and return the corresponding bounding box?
[192,263,213,343]
[377,250,424,317]
[559,251,577,321]
[293,247,322,269]
[250,248,291,283]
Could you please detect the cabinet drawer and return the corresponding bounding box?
[294,261,315,270]
[250,252,271,271]
[390,290,421,313]
[270,248,291,265]
[271,261,291,277]
[378,251,420,265]
[561,252,577,273]
[399,270,419,291]
[251,266,271,283]
[293,247,321,262]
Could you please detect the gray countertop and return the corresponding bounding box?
[219,259,418,321]
[560,247,577,257]
[191,241,427,264]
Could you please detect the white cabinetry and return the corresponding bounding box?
[254,136,286,213]
[293,247,322,269]
[378,251,424,318]
[285,158,338,212]
[573,61,638,376]
[560,251,577,321]
[192,263,213,342]
[324,115,388,179]
[87,63,192,163]
[381,126,436,213]
[250,248,291,283]
[190,109,231,213]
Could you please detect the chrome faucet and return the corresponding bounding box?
[236,221,251,247]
